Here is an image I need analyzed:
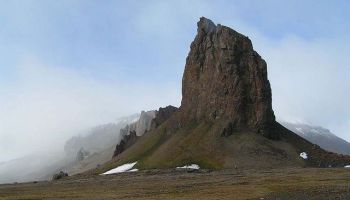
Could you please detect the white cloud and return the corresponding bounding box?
[130,2,350,141]
[0,56,181,161]
[0,1,349,163]
[253,34,350,141]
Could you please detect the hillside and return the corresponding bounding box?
[96,17,350,173]
[281,122,350,155]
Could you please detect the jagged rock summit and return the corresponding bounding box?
[180,17,276,138]
[99,17,350,172]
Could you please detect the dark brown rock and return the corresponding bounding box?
[151,105,178,129]
[107,17,350,169]
[113,131,138,157]
[180,17,276,138]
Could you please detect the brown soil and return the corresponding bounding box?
[1,168,349,200]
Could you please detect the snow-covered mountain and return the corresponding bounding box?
[281,122,350,155]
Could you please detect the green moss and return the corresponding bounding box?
[105,120,219,170]
[134,127,169,168]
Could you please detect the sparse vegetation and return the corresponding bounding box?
[1,168,349,199]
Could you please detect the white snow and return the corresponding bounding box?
[176,164,200,170]
[300,152,308,160]
[345,165,350,168]
[128,169,139,172]
[101,162,137,175]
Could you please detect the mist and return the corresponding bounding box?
[126,0,350,141]
[257,35,350,138]
[0,0,349,183]
[0,58,181,162]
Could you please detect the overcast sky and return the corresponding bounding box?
[0,0,349,162]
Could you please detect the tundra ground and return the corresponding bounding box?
[0,168,349,200]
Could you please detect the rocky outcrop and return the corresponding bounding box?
[76,148,90,161]
[135,111,156,136]
[113,110,156,157]
[180,17,276,138]
[151,106,178,129]
[104,17,350,171]
[120,111,156,137]
[113,131,138,157]
[52,171,68,180]
[113,107,177,157]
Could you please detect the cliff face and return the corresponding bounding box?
[102,17,350,172]
[113,131,138,157]
[180,17,276,138]
[120,111,156,137]
[112,111,155,157]
[151,106,178,129]
[135,111,156,136]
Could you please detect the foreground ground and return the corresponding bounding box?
[0,168,349,200]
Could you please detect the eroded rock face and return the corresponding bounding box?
[135,111,156,136]
[151,106,178,129]
[113,131,138,157]
[113,111,156,157]
[120,111,156,137]
[180,17,276,138]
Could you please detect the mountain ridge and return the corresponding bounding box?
[94,17,350,173]
[282,122,350,155]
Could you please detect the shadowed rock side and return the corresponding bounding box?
[113,131,138,157]
[98,17,350,173]
[151,106,178,129]
[180,17,276,139]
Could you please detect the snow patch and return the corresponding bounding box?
[176,164,200,170]
[300,152,308,160]
[345,165,350,168]
[128,169,139,172]
[101,162,137,175]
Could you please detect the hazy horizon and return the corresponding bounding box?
[0,0,349,162]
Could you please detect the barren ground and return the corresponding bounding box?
[0,168,349,200]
